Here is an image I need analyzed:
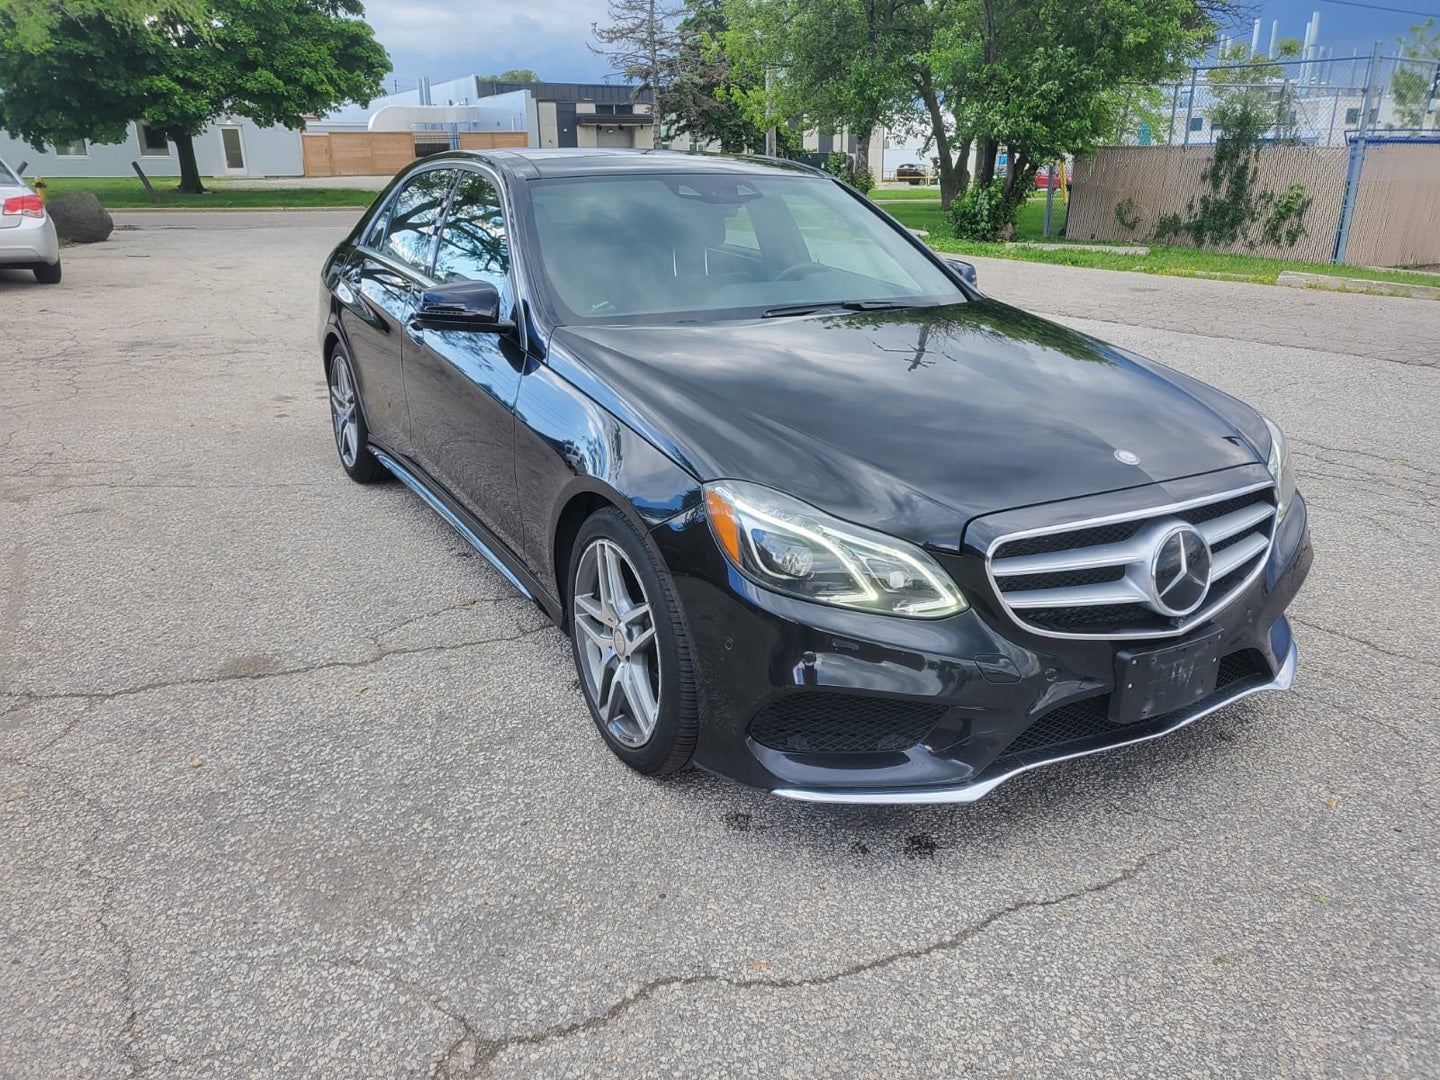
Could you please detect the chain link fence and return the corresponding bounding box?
[1069,53,1440,267]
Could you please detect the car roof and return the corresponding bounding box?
[433,148,826,183]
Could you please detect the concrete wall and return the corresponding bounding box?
[0,117,303,178]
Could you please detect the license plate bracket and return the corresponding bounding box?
[1110,628,1226,726]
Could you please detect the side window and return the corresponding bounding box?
[433,171,511,310]
[380,169,457,272]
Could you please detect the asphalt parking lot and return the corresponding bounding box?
[2,211,1437,1078]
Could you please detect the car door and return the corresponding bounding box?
[403,166,527,557]
[336,166,458,455]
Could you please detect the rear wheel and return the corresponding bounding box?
[33,261,61,285]
[327,344,385,483]
[568,508,698,775]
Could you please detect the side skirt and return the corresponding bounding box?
[370,446,562,622]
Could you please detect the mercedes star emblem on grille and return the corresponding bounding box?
[1149,524,1212,616]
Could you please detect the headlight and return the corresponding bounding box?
[703,480,968,618]
[1263,416,1297,523]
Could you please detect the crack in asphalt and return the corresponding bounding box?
[1290,615,1440,674]
[0,624,556,734]
[97,884,144,1078]
[428,847,1172,1076]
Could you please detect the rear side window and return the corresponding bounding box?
[380,169,456,272]
[433,171,511,311]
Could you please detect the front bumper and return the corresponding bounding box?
[653,486,1312,803]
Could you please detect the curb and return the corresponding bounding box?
[1275,270,1440,300]
[1006,242,1150,255]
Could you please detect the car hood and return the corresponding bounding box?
[550,299,1264,548]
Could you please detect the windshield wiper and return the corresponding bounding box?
[762,299,922,318]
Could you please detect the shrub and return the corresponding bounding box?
[949,180,1018,241]
[824,151,874,193]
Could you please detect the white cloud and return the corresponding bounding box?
[360,0,616,86]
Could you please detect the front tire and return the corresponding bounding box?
[33,261,61,285]
[327,343,386,483]
[567,508,698,776]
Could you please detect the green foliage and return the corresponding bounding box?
[480,69,542,82]
[723,0,1215,208]
[1390,20,1440,129]
[1152,96,1313,251]
[949,179,1019,241]
[1260,183,1313,247]
[40,175,378,208]
[0,0,205,50]
[663,0,769,152]
[0,0,391,192]
[1114,198,1140,230]
[820,150,872,192]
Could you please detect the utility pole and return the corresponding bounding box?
[764,66,777,157]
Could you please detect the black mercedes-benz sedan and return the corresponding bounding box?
[319,149,1311,804]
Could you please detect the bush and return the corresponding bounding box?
[949,180,1018,241]
[823,151,873,193]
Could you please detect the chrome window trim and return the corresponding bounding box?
[982,480,1278,641]
[774,640,1296,805]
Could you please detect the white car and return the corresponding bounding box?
[1,158,61,284]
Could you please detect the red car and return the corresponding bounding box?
[1034,166,1071,191]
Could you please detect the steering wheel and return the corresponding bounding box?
[774,262,830,281]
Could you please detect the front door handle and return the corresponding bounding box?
[406,315,426,345]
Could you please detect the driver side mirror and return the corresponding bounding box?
[412,280,511,333]
[944,257,978,289]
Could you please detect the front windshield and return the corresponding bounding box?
[525,172,961,322]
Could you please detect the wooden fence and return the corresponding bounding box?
[301,131,528,177]
[1068,142,1440,267]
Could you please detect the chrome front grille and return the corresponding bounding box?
[987,482,1277,639]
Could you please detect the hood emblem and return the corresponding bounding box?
[1148,525,1212,616]
[1113,449,1141,466]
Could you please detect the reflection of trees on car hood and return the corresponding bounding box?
[831,299,1120,370]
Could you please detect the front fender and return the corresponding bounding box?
[514,359,700,605]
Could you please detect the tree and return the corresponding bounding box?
[592,0,683,149]
[481,69,542,82]
[723,0,919,181]
[663,0,771,152]
[0,0,390,194]
[1204,40,1304,146]
[1391,19,1440,130]
[723,0,1214,209]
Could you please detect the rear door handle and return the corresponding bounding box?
[405,315,426,344]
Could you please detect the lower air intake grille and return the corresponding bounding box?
[750,695,948,754]
[981,648,1273,776]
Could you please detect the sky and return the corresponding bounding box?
[359,0,1439,93]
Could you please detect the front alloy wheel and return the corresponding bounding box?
[573,538,660,748]
[568,508,698,775]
